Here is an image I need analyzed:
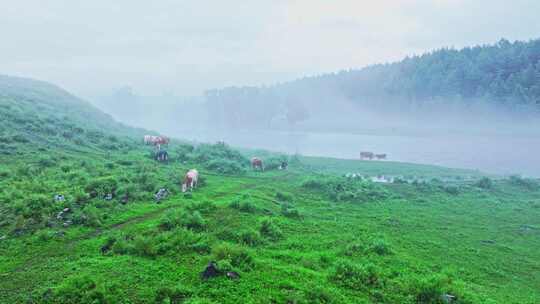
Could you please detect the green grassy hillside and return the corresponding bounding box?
[1,77,539,303]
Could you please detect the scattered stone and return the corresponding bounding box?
[104,193,113,201]
[441,293,456,303]
[0,235,6,241]
[54,194,65,202]
[154,188,169,203]
[480,239,496,244]
[519,224,537,232]
[63,208,70,213]
[55,231,65,237]
[201,261,220,280]
[226,271,240,280]
[56,211,64,220]
[63,220,72,228]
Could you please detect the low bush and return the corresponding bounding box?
[212,243,255,271]
[281,203,301,219]
[37,275,122,304]
[509,175,539,190]
[131,235,157,257]
[237,230,263,247]
[155,286,193,304]
[259,218,283,240]
[368,238,392,255]
[276,191,293,202]
[475,177,493,189]
[181,210,206,231]
[442,185,460,195]
[329,260,381,290]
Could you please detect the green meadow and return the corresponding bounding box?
[1,78,540,303]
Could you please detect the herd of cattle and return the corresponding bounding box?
[143,135,288,194]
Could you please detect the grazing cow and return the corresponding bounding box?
[155,150,169,162]
[279,161,288,170]
[375,154,387,160]
[144,135,159,145]
[154,136,170,146]
[144,135,169,146]
[182,169,199,193]
[360,151,374,160]
[251,157,264,171]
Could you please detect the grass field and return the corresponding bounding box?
[1,143,540,303]
[1,77,540,303]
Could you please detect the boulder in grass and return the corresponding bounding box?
[441,294,456,303]
[201,261,220,280]
[54,194,65,202]
[226,271,240,280]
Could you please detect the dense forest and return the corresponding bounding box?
[204,38,540,130]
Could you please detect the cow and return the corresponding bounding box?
[360,151,374,160]
[154,136,170,146]
[144,135,169,146]
[375,154,387,160]
[155,150,169,162]
[144,135,156,145]
[251,157,264,171]
[182,169,199,193]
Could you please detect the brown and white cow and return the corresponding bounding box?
[144,135,170,146]
[154,136,170,146]
[251,157,264,171]
[182,169,199,193]
[360,151,374,160]
[375,154,387,160]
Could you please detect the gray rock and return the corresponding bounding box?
[441,294,456,303]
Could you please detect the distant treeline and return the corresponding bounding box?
[204,38,540,130]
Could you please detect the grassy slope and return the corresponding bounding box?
[1,77,539,303]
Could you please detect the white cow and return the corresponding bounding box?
[182,169,199,192]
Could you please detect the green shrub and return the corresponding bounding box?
[304,286,337,304]
[38,156,56,168]
[84,177,118,198]
[443,185,460,195]
[475,177,493,189]
[212,243,255,271]
[302,179,325,189]
[509,175,539,190]
[281,203,301,219]
[259,218,283,240]
[410,274,450,304]
[229,200,241,209]
[155,286,193,304]
[329,260,381,290]
[40,275,122,304]
[206,159,246,175]
[111,239,131,255]
[237,230,263,247]
[181,211,206,231]
[0,168,10,178]
[368,238,392,255]
[131,235,157,257]
[276,191,293,202]
[186,201,216,213]
[344,242,365,256]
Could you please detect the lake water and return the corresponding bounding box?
[181,129,540,177]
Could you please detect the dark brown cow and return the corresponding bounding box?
[360,151,374,160]
[375,154,387,160]
[251,157,264,171]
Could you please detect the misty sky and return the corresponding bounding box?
[2,0,540,97]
